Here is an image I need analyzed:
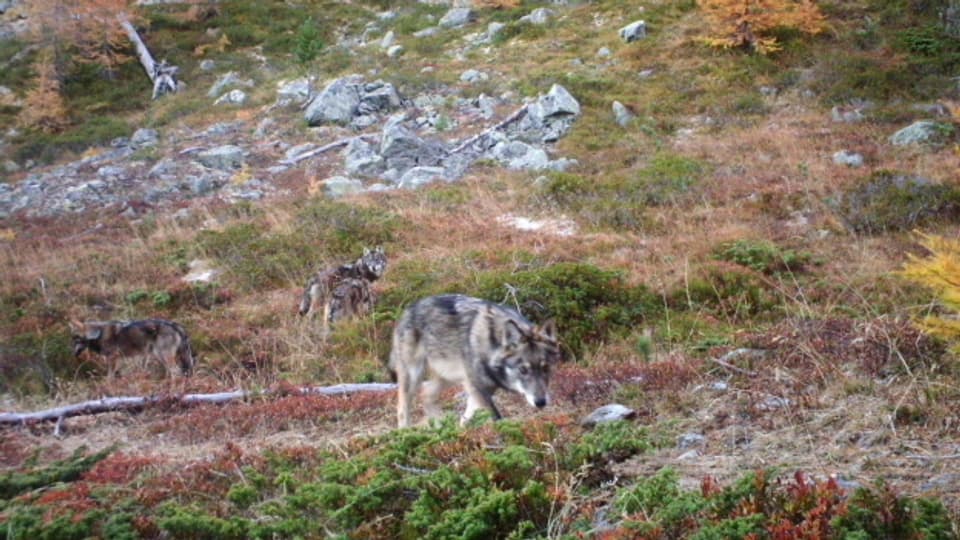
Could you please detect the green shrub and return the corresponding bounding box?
[833,481,956,540]
[566,420,653,471]
[472,262,660,360]
[158,503,251,540]
[534,153,705,231]
[713,239,812,275]
[293,199,400,257]
[0,447,114,500]
[492,21,549,45]
[194,223,314,291]
[2,331,84,395]
[634,152,705,206]
[670,262,781,320]
[833,170,960,233]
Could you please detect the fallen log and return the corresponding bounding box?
[448,104,529,155]
[118,15,179,99]
[278,135,377,166]
[0,383,397,427]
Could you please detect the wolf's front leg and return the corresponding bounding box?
[460,386,502,425]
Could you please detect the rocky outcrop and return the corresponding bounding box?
[304,76,403,128]
[0,77,581,218]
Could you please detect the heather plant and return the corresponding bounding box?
[2,422,957,539]
[0,446,113,499]
[612,469,956,538]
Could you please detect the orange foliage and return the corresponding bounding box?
[24,0,140,70]
[82,452,161,484]
[698,0,826,54]
[18,47,70,133]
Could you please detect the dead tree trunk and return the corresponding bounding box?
[0,383,397,427]
[118,15,179,99]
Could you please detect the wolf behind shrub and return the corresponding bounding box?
[388,294,560,428]
[71,319,196,377]
[298,247,387,331]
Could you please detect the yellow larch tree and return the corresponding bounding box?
[900,234,960,352]
[698,0,827,54]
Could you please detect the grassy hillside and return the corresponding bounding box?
[2,0,960,537]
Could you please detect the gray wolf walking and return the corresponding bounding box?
[298,247,387,331]
[388,294,560,428]
[70,319,196,377]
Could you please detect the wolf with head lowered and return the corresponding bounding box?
[71,319,196,377]
[388,294,560,428]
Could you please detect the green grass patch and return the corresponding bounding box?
[471,262,661,361]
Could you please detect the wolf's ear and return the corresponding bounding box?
[363,247,371,256]
[376,245,384,254]
[501,319,526,344]
[538,319,557,341]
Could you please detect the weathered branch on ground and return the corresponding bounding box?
[710,348,763,378]
[118,15,179,99]
[448,104,529,155]
[0,383,397,427]
[279,135,376,166]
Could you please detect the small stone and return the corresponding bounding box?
[580,404,636,427]
[612,101,634,127]
[387,45,405,58]
[833,150,864,167]
[619,20,647,43]
[677,433,706,449]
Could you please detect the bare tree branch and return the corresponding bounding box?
[0,383,397,427]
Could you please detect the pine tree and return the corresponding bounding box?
[698,0,826,54]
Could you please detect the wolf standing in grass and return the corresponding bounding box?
[389,294,560,427]
[298,247,387,332]
[71,319,196,377]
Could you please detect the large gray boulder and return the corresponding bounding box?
[130,128,159,148]
[397,166,447,189]
[344,137,385,177]
[439,7,474,28]
[491,140,551,170]
[214,89,247,106]
[510,84,581,143]
[380,115,447,172]
[323,176,365,198]
[520,8,554,25]
[304,76,363,126]
[358,81,402,114]
[276,78,312,107]
[889,121,954,146]
[304,77,403,127]
[207,71,254,98]
[196,145,245,170]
